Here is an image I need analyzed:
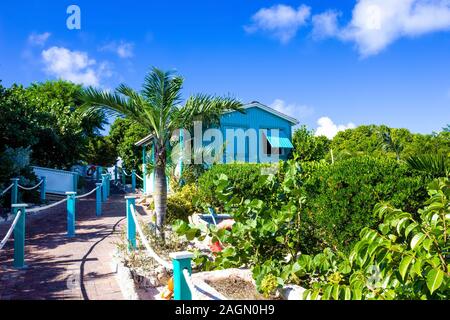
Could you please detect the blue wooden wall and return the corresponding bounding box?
[219,106,294,163]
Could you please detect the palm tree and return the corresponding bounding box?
[380,129,403,161]
[80,68,242,234]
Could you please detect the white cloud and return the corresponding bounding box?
[315,117,356,139]
[28,32,51,46]
[270,99,314,120]
[41,47,111,86]
[100,41,134,58]
[315,0,450,57]
[312,11,341,39]
[245,4,311,43]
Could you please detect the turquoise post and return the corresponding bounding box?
[142,146,147,194]
[170,252,194,300]
[96,183,102,217]
[106,173,110,198]
[179,129,185,186]
[102,174,108,202]
[131,170,136,193]
[12,204,27,269]
[10,178,19,205]
[114,165,118,182]
[40,176,46,203]
[97,166,103,182]
[66,192,76,238]
[121,168,126,187]
[125,196,136,250]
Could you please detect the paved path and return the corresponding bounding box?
[0,186,128,300]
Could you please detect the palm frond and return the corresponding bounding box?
[406,154,449,178]
[175,94,243,129]
[79,86,147,126]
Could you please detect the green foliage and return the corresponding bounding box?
[301,178,450,300]
[0,147,39,208]
[174,160,306,272]
[108,118,148,173]
[292,126,331,162]
[406,154,449,179]
[166,184,199,223]
[83,136,117,167]
[329,125,450,161]
[302,156,430,252]
[196,163,276,210]
[0,81,107,170]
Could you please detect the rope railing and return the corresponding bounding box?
[0,208,23,251]
[75,186,100,199]
[135,173,144,181]
[18,179,43,191]
[129,203,173,270]
[1,183,14,197]
[27,197,68,214]
[182,268,198,300]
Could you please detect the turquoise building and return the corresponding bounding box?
[135,101,299,194]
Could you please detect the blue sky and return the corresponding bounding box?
[1,0,449,136]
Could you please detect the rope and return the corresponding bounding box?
[18,179,43,191]
[76,186,100,199]
[1,184,14,197]
[27,198,68,214]
[0,209,23,250]
[135,173,144,181]
[182,269,198,300]
[121,168,131,176]
[129,204,173,270]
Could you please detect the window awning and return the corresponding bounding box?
[266,131,294,149]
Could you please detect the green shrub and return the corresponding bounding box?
[196,163,276,210]
[301,156,430,252]
[166,184,199,223]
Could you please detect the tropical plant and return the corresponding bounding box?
[301,156,430,252]
[108,118,148,173]
[300,178,450,300]
[292,126,331,162]
[80,67,242,234]
[444,125,450,133]
[406,154,449,179]
[380,128,404,161]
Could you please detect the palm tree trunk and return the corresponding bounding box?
[153,162,167,237]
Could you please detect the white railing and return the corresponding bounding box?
[0,209,23,250]
[129,204,172,270]
[27,198,68,214]
[18,179,43,191]
[76,186,100,199]
[1,184,14,197]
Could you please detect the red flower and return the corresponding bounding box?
[209,241,223,253]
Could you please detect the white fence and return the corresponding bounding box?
[32,166,77,195]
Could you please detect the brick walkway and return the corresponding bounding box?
[0,186,128,300]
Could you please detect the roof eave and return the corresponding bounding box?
[135,134,155,147]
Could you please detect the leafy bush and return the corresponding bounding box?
[301,156,430,252]
[0,147,39,209]
[196,163,276,210]
[175,171,449,300]
[300,178,450,300]
[166,184,199,223]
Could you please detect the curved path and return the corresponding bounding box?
[0,186,127,300]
